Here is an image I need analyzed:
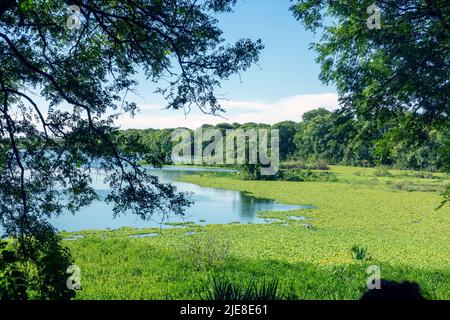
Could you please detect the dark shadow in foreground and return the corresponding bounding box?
[360,280,427,300]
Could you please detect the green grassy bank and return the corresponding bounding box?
[64,166,450,299]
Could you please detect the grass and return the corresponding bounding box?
[63,165,450,300]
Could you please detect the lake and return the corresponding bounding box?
[51,166,311,232]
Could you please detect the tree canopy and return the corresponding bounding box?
[292,0,449,124]
[291,0,450,204]
[0,0,262,298]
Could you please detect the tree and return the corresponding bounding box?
[272,121,298,160]
[292,0,450,203]
[293,107,449,169]
[301,108,331,123]
[292,0,449,124]
[117,128,175,166]
[0,0,262,298]
[295,108,343,162]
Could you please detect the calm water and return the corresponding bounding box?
[50,166,310,232]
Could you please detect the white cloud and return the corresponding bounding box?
[118,93,339,129]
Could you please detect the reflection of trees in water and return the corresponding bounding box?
[148,169,186,182]
[47,168,307,231]
[232,192,275,221]
[134,168,289,223]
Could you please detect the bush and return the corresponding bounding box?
[414,172,435,179]
[391,181,443,193]
[0,241,27,300]
[374,167,392,177]
[281,160,307,170]
[240,163,337,182]
[0,235,76,300]
[391,181,415,192]
[281,160,329,170]
[185,234,230,271]
[313,160,330,170]
[279,169,337,182]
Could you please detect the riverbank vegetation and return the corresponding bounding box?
[62,166,450,299]
[117,108,450,173]
[1,0,449,301]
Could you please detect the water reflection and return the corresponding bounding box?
[50,166,311,232]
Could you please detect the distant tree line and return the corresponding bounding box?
[116,108,449,172]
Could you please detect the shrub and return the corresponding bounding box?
[374,167,392,177]
[391,181,442,193]
[0,241,27,300]
[281,160,307,170]
[313,159,330,170]
[391,181,415,192]
[185,234,230,271]
[414,172,434,179]
[281,160,329,170]
[0,235,75,300]
[279,169,337,182]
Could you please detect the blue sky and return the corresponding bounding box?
[122,0,339,129]
[217,0,334,100]
[27,1,339,130]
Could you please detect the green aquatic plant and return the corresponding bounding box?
[351,245,371,261]
[61,166,450,299]
[200,275,282,300]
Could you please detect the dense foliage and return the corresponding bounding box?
[0,0,261,299]
[1,236,74,300]
[290,0,449,202]
[0,0,448,300]
[61,166,450,299]
[291,0,449,125]
[117,108,450,172]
